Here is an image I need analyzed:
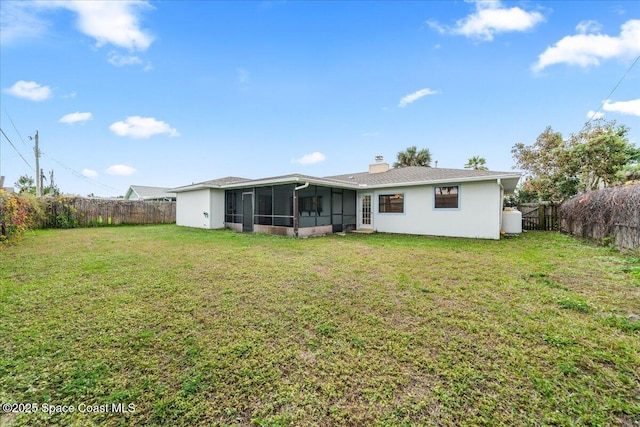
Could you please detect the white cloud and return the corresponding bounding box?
[236,68,249,84]
[4,80,53,101]
[293,152,326,165]
[398,88,439,108]
[0,2,50,45]
[587,110,604,120]
[59,112,93,124]
[533,19,640,71]
[82,168,98,178]
[57,1,154,51]
[108,52,142,66]
[1,1,153,52]
[428,0,545,42]
[427,20,447,35]
[613,6,626,16]
[107,51,153,70]
[576,20,602,35]
[106,165,136,176]
[603,99,640,117]
[109,116,179,139]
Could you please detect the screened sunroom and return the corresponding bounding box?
[224,184,356,237]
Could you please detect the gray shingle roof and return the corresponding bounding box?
[201,176,251,186]
[173,167,521,192]
[326,166,520,186]
[223,173,361,188]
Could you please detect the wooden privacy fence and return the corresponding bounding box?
[40,197,176,228]
[517,202,560,231]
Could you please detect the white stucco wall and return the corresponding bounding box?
[177,189,226,229]
[176,189,212,229]
[368,181,502,239]
[209,189,225,229]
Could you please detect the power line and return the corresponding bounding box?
[0,110,122,195]
[2,107,29,148]
[585,54,640,126]
[0,127,33,169]
[41,151,122,193]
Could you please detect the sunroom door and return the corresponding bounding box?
[358,193,373,230]
[242,193,253,232]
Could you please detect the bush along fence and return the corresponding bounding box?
[517,202,560,231]
[559,184,640,253]
[0,192,43,243]
[39,196,176,228]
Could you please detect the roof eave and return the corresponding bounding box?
[171,183,214,193]
[173,172,521,192]
[358,173,522,189]
[220,176,361,190]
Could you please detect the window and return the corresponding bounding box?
[225,190,243,223]
[256,186,273,225]
[299,196,322,214]
[273,184,294,227]
[434,186,459,209]
[379,194,404,213]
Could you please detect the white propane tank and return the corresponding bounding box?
[502,208,522,234]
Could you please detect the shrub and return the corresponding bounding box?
[0,191,44,243]
[559,184,640,252]
[40,195,79,228]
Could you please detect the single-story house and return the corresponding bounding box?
[125,185,177,201]
[0,176,15,193]
[171,162,521,240]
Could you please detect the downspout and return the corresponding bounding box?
[293,182,310,237]
[497,178,504,237]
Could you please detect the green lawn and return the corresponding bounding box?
[1,226,639,426]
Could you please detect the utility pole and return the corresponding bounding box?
[34,130,41,197]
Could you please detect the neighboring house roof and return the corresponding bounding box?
[171,167,521,193]
[0,176,12,193]
[125,185,177,200]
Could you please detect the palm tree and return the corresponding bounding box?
[464,156,488,170]
[394,146,432,168]
[15,175,35,194]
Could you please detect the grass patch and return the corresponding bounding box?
[603,314,640,333]
[1,226,639,426]
[558,298,592,313]
[620,257,640,280]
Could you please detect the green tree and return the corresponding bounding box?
[14,175,35,194]
[568,120,635,191]
[464,156,488,170]
[394,146,432,168]
[511,126,575,201]
[511,120,637,201]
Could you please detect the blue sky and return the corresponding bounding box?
[1,0,639,197]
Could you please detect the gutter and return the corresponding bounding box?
[355,174,522,190]
[292,182,310,237]
[294,182,310,191]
